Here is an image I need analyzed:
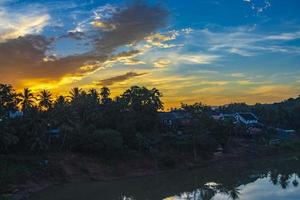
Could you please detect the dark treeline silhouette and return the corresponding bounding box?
[0,83,233,161]
[1,83,300,158]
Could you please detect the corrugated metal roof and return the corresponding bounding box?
[238,113,258,121]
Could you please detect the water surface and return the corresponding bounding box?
[30,156,300,200]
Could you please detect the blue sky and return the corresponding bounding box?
[0,0,299,108]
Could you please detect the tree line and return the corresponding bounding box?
[218,96,300,130]
[0,83,234,163]
[1,83,299,162]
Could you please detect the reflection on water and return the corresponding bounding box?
[30,156,300,200]
[165,173,300,200]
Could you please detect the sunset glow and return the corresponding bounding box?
[1,0,299,109]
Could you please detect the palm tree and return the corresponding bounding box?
[279,174,291,189]
[69,87,82,101]
[37,90,53,111]
[270,170,279,185]
[199,187,216,200]
[0,84,18,114]
[292,174,299,187]
[228,187,241,200]
[19,88,35,112]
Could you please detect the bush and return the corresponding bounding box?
[71,129,124,159]
[0,132,19,153]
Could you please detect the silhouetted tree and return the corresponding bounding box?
[18,88,35,112]
[0,84,18,116]
[38,89,53,111]
[69,87,82,102]
[182,103,214,161]
[100,86,111,104]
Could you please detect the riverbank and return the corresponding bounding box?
[1,138,300,200]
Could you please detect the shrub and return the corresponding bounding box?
[0,132,19,153]
[72,129,124,159]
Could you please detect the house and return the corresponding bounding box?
[9,110,23,119]
[159,110,192,129]
[159,112,176,127]
[212,113,237,123]
[276,128,296,140]
[235,112,259,126]
[48,128,60,138]
[269,129,296,144]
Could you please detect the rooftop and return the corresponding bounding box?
[159,110,191,120]
[238,113,258,121]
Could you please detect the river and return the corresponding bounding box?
[29,155,300,200]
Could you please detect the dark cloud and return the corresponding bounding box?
[98,72,148,86]
[0,35,53,82]
[94,2,168,54]
[0,2,168,87]
[0,35,52,63]
[108,49,142,63]
[0,35,103,84]
[113,50,141,58]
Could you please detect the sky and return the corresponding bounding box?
[0,0,300,109]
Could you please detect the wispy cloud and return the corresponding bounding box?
[237,80,270,85]
[265,31,300,40]
[186,27,300,56]
[105,50,145,66]
[154,59,171,68]
[0,6,50,42]
[145,51,220,69]
[243,0,271,14]
[177,54,220,64]
[231,73,246,78]
[98,72,147,86]
[247,85,299,98]
[145,31,180,48]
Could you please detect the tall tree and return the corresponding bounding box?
[0,84,18,116]
[37,89,53,111]
[69,87,82,101]
[100,87,111,104]
[182,103,212,161]
[18,88,35,112]
[121,86,163,112]
[119,86,163,133]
